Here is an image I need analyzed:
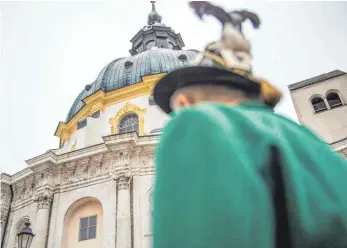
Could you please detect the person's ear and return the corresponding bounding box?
[171,93,191,111]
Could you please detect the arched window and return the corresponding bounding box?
[13,218,30,248]
[118,114,139,134]
[61,197,103,248]
[326,92,343,108]
[311,97,327,113]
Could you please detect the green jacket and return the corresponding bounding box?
[153,101,347,248]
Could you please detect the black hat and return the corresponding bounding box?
[153,1,282,114]
[153,66,262,114]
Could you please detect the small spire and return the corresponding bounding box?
[151,1,156,8]
[148,1,162,25]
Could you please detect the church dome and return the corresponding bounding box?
[66,48,198,122]
[55,2,200,151]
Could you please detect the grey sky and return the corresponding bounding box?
[1,1,346,175]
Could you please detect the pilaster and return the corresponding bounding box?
[115,174,132,248]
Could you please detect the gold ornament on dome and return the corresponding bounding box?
[55,73,164,142]
[71,139,77,151]
[109,102,147,136]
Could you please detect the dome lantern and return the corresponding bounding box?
[147,1,162,25]
[128,1,185,55]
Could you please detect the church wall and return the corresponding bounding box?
[138,175,155,248]
[290,74,347,143]
[49,180,117,248]
[64,200,103,248]
[60,94,168,153]
[84,115,106,147]
[6,202,37,248]
[104,94,168,135]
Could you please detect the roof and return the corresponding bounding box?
[65,48,198,122]
[288,70,346,91]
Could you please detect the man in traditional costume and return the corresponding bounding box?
[152,2,347,248]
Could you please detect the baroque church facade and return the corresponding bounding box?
[1,3,347,248]
[1,3,198,248]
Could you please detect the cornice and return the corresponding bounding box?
[0,173,11,184]
[57,143,108,164]
[21,133,159,176]
[10,168,34,184]
[55,73,165,142]
[103,132,139,151]
[25,151,58,168]
[331,137,347,151]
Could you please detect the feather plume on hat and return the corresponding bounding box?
[153,1,282,114]
[189,1,282,107]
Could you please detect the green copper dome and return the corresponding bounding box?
[65,49,198,122]
[64,2,199,122]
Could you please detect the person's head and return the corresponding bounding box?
[170,84,259,112]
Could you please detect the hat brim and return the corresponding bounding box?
[153,66,261,114]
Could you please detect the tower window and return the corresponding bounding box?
[118,113,139,134]
[168,42,174,49]
[178,54,187,60]
[79,216,97,241]
[77,118,87,129]
[146,40,155,50]
[124,61,133,68]
[91,110,100,118]
[311,97,327,113]
[326,92,343,108]
[149,94,156,105]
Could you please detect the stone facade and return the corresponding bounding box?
[0,132,157,248]
[289,71,347,144]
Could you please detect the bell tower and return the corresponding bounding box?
[288,70,347,153]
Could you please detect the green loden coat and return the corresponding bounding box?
[153,101,347,248]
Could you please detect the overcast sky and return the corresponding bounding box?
[1,1,347,175]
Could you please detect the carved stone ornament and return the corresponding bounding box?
[109,102,147,136]
[0,210,8,226]
[114,173,132,190]
[35,191,53,210]
[115,152,132,167]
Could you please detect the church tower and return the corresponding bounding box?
[288,70,347,154]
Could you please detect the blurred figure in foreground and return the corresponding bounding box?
[152,1,347,248]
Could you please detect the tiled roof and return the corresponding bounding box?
[288,70,346,91]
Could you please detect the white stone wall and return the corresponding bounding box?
[59,94,168,153]
[5,202,37,248]
[49,180,117,248]
[290,74,347,143]
[138,175,155,248]
[2,133,158,248]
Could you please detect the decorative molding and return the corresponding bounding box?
[71,139,77,151]
[339,148,347,158]
[35,190,53,210]
[7,133,160,205]
[115,174,132,190]
[0,209,8,227]
[114,151,132,167]
[109,102,147,136]
[55,73,165,141]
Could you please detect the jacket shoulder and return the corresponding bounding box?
[164,104,237,133]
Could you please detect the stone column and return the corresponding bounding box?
[1,177,12,244]
[116,175,132,248]
[32,191,53,248]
